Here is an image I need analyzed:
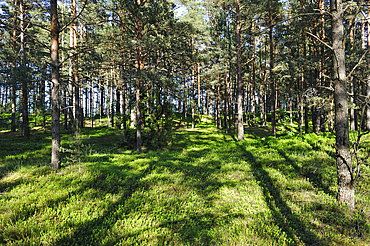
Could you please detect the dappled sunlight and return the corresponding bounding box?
[0,122,369,245]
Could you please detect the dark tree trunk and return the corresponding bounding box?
[314,106,321,134]
[99,81,103,126]
[90,75,94,128]
[116,84,121,130]
[122,80,126,131]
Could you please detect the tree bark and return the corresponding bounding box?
[116,82,121,130]
[224,68,228,129]
[50,0,61,170]
[217,83,221,129]
[90,72,94,128]
[331,0,354,208]
[269,0,276,137]
[198,64,201,124]
[252,20,256,126]
[367,5,370,131]
[11,0,17,133]
[350,77,355,131]
[236,0,244,141]
[135,43,142,153]
[68,0,76,131]
[20,0,29,139]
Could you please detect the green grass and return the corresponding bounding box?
[0,117,369,245]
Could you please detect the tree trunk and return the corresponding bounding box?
[289,80,293,125]
[99,80,103,126]
[90,73,94,128]
[116,83,121,130]
[217,83,221,129]
[354,78,358,131]
[184,79,187,129]
[61,0,67,130]
[367,5,370,131]
[110,69,114,128]
[68,0,76,131]
[224,70,228,129]
[269,1,276,137]
[135,40,142,153]
[51,0,61,170]
[198,64,201,124]
[350,77,355,131]
[192,70,195,129]
[122,78,126,131]
[72,0,80,129]
[252,20,256,126]
[331,0,354,208]
[19,0,29,139]
[236,0,244,141]
[11,0,18,133]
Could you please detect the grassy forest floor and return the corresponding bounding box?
[0,116,369,245]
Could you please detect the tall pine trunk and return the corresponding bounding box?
[269,1,276,137]
[20,0,29,139]
[11,0,17,133]
[135,43,142,153]
[331,0,354,208]
[50,0,61,170]
[236,0,244,141]
[198,64,201,124]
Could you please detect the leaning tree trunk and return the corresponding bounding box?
[50,0,61,170]
[331,0,354,208]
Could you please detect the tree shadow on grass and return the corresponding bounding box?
[244,126,271,139]
[245,150,322,245]
[53,130,239,245]
[53,162,154,245]
[277,149,336,198]
[115,212,245,245]
[0,131,51,182]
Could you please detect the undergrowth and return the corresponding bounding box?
[0,118,369,245]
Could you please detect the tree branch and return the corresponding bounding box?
[59,0,88,33]
[343,0,365,45]
[306,31,333,50]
